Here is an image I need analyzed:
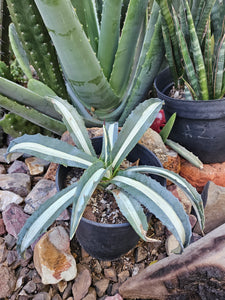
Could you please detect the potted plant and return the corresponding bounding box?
[0,0,165,133]
[5,97,204,260]
[154,0,225,163]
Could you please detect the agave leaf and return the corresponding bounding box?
[49,96,96,156]
[111,171,192,250]
[0,77,60,120]
[100,124,111,165]
[9,23,33,80]
[97,0,123,79]
[17,182,78,255]
[111,99,162,170]
[126,165,204,231]
[159,113,176,143]
[6,134,97,168]
[112,189,158,242]
[70,161,106,239]
[34,0,119,111]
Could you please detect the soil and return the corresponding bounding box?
[169,85,185,99]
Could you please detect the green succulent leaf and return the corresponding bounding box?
[126,165,204,231]
[17,182,78,255]
[70,161,106,239]
[28,79,56,97]
[111,98,162,170]
[6,134,97,168]
[112,189,158,242]
[159,113,176,142]
[111,171,192,250]
[49,96,96,156]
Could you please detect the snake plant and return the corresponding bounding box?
[0,0,165,133]
[157,0,225,100]
[5,98,204,255]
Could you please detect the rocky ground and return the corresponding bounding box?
[0,129,225,299]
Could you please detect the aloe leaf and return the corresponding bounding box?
[126,165,204,231]
[9,23,32,80]
[183,0,209,100]
[27,79,56,97]
[111,171,192,250]
[159,113,176,143]
[0,77,61,120]
[34,0,119,111]
[109,0,149,97]
[97,0,123,79]
[118,14,165,124]
[71,0,99,53]
[49,96,96,156]
[213,34,225,99]
[17,182,78,255]
[6,134,97,168]
[70,161,106,239]
[112,189,157,242]
[0,94,66,135]
[111,99,162,170]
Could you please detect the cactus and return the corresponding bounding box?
[0,112,52,137]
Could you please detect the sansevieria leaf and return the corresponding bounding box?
[6,134,97,169]
[111,171,192,250]
[70,161,106,239]
[17,182,78,255]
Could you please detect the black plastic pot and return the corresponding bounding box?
[154,68,225,164]
[56,136,165,260]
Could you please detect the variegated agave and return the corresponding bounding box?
[157,0,225,100]
[6,98,204,255]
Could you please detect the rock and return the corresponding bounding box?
[62,281,73,299]
[194,181,225,234]
[0,265,17,298]
[8,160,29,174]
[33,292,51,300]
[0,218,6,235]
[0,173,31,197]
[0,163,6,174]
[52,294,62,300]
[34,226,77,284]
[104,267,117,282]
[72,264,92,300]
[135,246,148,263]
[167,185,192,214]
[105,294,123,300]
[100,261,112,268]
[189,214,197,228]
[165,234,180,255]
[2,203,30,238]
[7,250,18,266]
[57,280,67,293]
[25,157,49,175]
[139,128,168,164]
[94,278,110,297]
[118,270,130,284]
[23,281,36,294]
[180,160,225,192]
[82,287,97,300]
[0,148,22,162]
[119,224,225,299]
[162,148,181,177]
[44,162,58,181]
[24,179,57,214]
[4,233,17,249]
[0,190,24,211]
[0,238,7,263]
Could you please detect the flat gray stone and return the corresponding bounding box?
[0,173,31,197]
[24,179,57,214]
[8,160,29,174]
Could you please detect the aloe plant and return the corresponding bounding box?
[157,0,225,100]
[5,98,204,255]
[0,0,165,133]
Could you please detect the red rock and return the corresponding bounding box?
[0,265,16,298]
[105,294,123,300]
[44,162,58,181]
[180,159,225,192]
